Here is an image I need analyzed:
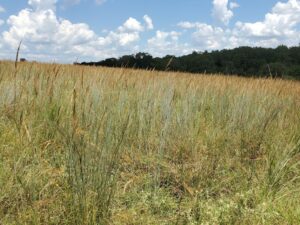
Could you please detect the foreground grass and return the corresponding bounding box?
[0,61,300,224]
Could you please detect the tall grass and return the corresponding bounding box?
[0,61,299,224]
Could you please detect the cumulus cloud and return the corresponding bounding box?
[3,8,95,50]
[0,0,149,61]
[178,0,300,51]
[148,31,180,45]
[143,15,154,30]
[229,2,239,9]
[1,0,300,62]
[178,22,235,50]
[120,17,144,32]
[234,0,300,46]
[191,25,226,49]
[105,17,146,46]
[212,0,234,25]
[147,30,191,56]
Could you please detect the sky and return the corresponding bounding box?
[0,0,299,63]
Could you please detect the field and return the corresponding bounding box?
[0,61,300,224]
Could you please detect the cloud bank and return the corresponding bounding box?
[0,0,299,62]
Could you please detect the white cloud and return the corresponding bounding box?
[119,17,144,32]
[143,15,154,30]
[1,0,300,62]
[0,0,148,62]
[0,20,4,26]
[0,6,5,13]
[178,22,235,50]
[191,24,227,49]
[3,8,95,50]
[178,22,197,29]
[105,17,146,46]
[234,0,300,46]
[212,0,234,25]
[107,30,140,46]
[229,2,239,9]
[178,0,300,51]
[95,0,107,5]
[147,30,191,56]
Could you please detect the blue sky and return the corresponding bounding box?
[0,0,299,62]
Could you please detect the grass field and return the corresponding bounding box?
[0,61,300,224]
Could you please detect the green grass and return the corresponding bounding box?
[0,61,300,224]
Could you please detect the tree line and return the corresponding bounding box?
[79,45,300,79]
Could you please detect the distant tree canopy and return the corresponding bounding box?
[80,45,300,79]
